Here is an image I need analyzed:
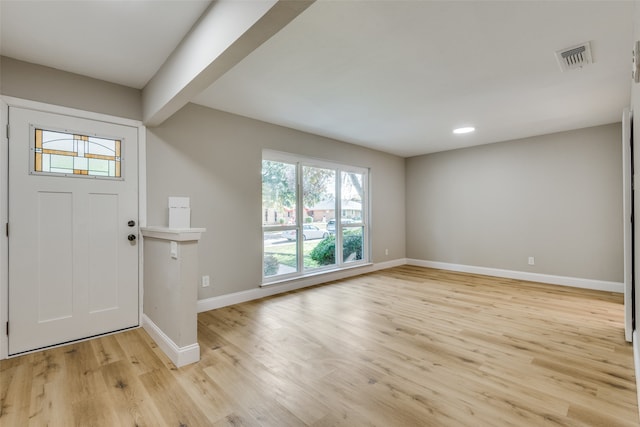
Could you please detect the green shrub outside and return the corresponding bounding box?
[309,235,336,265]
[263,255,279,276]
[309,231,362,265]
[343,232,363,261]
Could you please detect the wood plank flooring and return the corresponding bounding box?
[1,266,638,426]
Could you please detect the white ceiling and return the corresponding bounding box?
[0,0,211,89]
[0,0,635,157]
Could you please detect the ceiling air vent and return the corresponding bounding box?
[555,42,593,72]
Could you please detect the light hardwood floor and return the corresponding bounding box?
[1,266,638,426]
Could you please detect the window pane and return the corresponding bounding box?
[342,226,363,263]
[303,165,335,224]
[50,154,74,173]
[341,171,363,223]
[303,225,334,271]
[262,160,296,226]
[264,230,298,278]
[302,165,335,271]
[34,128,121,178]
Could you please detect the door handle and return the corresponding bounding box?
[128,234,136,242]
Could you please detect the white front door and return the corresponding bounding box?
[8,106,139,355]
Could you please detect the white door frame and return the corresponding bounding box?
[623,107,633,343]
[0,96,147,360]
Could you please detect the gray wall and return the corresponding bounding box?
[146,103,406,299]
[406,124,623,283]
[0,56,142,120]
[0,58,406,301]
[0,55,623,292]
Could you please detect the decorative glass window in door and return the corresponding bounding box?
[33,128,121,178]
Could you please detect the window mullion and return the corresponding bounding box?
[363,172,369,261]
[296,162,304,273]
[335,169,343,266]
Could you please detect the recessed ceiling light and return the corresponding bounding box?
[453,126,475,134]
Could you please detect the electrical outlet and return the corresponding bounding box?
[202,275,210,287]
[385,248,389,255]
[528,257,535,266]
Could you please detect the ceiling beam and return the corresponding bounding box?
[142,0,314,127]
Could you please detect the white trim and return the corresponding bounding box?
[138,125,147,228]
[0,96,146,360]
[1,96,142,128]
[141,314,200,368]
[261,151,371,284]
[262,261,372,286]
[198,258,406,312]
[623,107,633,342]
[406,259,624,293]
[138,125,146,328]
[634,331,640,419]
[140,226,206,241]
[0,99,8,360]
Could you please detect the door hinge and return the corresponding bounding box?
[5,321,8,336]
[5,124,8,140]
[5,223,7,237]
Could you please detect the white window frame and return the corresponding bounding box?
[262,150,369,284]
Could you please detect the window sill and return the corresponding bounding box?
[261,262,373,287]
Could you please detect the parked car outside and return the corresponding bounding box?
[326,218,356,234]
[283,224,329,241]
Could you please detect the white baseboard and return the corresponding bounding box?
[634,331,640,419]
[141,314,200,367]
[197,258,407,313]
[197,258,623,314]
[406,259,624,293]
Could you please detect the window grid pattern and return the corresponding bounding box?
[262,152,368,283]
[34,128,121,177]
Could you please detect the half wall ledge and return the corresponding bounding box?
[140,226,206,367]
